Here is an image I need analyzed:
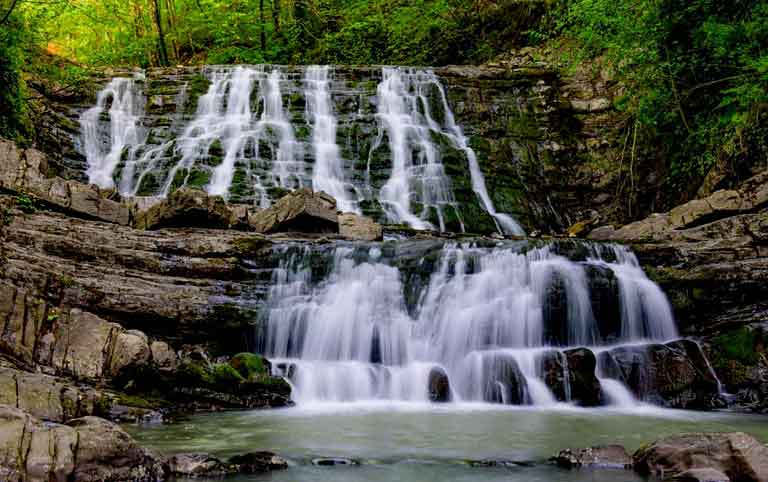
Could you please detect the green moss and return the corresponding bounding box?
[230,352,268,382]
[212,363,245,385]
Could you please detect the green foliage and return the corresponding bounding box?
[556,0,768,195]
[13,193,37,213]
[0,13,32,142]
[713,327,760,365]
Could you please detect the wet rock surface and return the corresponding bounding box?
[633,432,768,482]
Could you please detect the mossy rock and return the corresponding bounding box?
[229,353,269,382]
[232,236,270,257]
[212,363,245,385]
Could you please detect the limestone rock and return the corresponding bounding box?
[670,199,714,228]
[552,445,632,469]
[0,139,130,225]
[339,212,383,241]
[134,187,236,230]
[633,432,768,482]
[248,188,338,234]
[52,309,119,380]
[67,416,167,482]
[0,405,77,482]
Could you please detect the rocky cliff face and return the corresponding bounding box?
[589,171,768,411]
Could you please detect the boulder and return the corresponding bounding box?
[564,348,602,406]
[633,432,768,482]
[133,187,236,230]
[109,329,151,377]
[552,445,632,469]
[339,212,383,241]
[52,309,119,380]
[428,367,451,402]
[670,199,714,228]
[67,416,167,482]
[248,188,338,234]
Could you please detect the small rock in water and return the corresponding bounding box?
[229,451,289,472]
[466,459,535,468]
[551,445,632,469]
[312,457,359,466]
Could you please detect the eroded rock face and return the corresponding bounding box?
[633,432,768,482]
[0,138,129,225]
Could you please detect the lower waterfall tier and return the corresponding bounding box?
[271,340,721,409]
[254,240,723,409]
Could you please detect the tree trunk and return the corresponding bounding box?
[259,0,266,51]
[151,0,170,66]
[272,0,281,32]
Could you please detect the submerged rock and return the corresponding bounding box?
[633,432,768,482]
[312,457,359,466]
[552,445,632,469]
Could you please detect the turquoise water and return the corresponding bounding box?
[127,403,768,481]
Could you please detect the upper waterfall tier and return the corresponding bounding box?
[251,240,718,407]
[75,65,524,235]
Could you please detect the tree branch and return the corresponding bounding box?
[1,0,21,25]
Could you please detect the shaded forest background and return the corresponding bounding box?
[1,0,766,199]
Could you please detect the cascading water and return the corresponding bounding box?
[80,75,145,189]
[305,65,359,214]
[371,68,461,231]
[259,241,684,405]
[78,65,521,234]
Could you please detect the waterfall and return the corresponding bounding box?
[371,68,458,230]
[80,75,145,189]
[260,241,682,405]
[588,244,678,341]
[305,65,359,214]
[79,66,525,234]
